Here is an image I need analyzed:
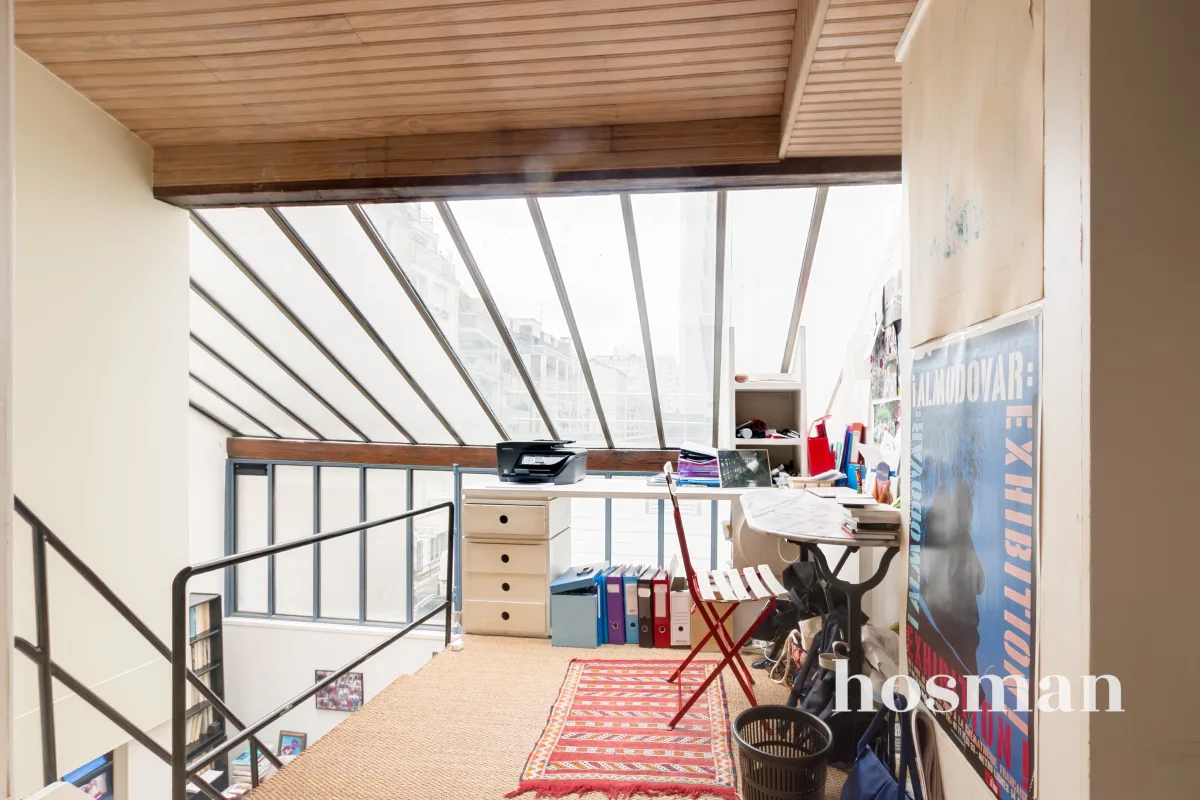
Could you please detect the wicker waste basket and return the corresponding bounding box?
[732,705,833,800]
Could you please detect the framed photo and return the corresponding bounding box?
[314,670,364,712]
[277,730,307,756]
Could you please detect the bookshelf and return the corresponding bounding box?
[731,380,807,477]
[723,327,809,477]
[186,593,228,796]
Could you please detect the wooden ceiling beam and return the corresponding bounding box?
[778,0,832,158]
[226,437,681,474]
[152,116,901,207]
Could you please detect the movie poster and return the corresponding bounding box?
[906,312,1040,800]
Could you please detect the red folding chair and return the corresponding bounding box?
[662,463,789,730]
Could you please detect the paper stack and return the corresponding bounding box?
[677,442,720,486]
[837,498,902,543]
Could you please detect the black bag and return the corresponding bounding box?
[787,607,848,716]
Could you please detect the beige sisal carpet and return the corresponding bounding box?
[247,635,845,799]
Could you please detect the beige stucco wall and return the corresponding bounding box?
[12,51,189,796]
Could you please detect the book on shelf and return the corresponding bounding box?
[186,705,215,744]
[189,600,213,639]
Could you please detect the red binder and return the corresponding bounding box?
[652,569,670,648]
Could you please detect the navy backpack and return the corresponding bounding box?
[841,693,924,800]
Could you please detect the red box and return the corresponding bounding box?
[807,415,836,476]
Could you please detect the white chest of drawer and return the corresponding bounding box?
[461,497,571,637]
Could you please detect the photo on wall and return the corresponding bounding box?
[907,311,1040,800]
[314,670,365,712]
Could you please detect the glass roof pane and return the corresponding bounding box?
[188,339,316,440]
[277,204,497,446]
[189,292,361,442]
[538,195,656,447]
[448,198,604,445]
[800,184,904,414]
[196,208,452,444]
[189,377,273,437]
[629,192,717,447]
[727,188,817,375]
[361,202,551,442]
[190,222,401,442]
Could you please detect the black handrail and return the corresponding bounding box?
[170,500,456,800]
[13,498,229,800]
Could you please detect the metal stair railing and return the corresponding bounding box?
[170,500,456,800]
[13,497,252,800]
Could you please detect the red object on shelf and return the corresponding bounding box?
[807,415,836,475]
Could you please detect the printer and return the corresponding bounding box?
[496,440,588,484]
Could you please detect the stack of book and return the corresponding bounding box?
[838,496,902,543]
[677,442,720,486]
[229,749,274,785]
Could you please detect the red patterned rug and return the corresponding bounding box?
[506,659,737,800]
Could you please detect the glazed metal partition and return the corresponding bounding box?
[224,459,726,627]
[171,500,455,799]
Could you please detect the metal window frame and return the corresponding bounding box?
[265,207,458,445]
[190,279,369,442]
[526,197,614,447]
[781,186,829,372]
[226,458,727,627]
[191,333,324,440]
[350,204,509,443]
[434,200,559,439]
[711,191,728,448]
[188,400,243,437]
[192,211,413,442]
[620,194,666,449]
[190,372,281,439]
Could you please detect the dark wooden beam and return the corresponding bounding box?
[226,437,679,474]
[152,117,899,207]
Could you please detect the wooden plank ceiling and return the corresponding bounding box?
[17,0,796,146]
[14,0,912,204]
[779,0,914,158]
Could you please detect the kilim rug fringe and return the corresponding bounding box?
[507,659,738,800]
[503,779,736,799]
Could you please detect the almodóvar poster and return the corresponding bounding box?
[907,312,1040,800]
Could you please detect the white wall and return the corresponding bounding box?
[189,412,229,596]
[1088,1,1199,796]
[11,52,189,796]
[824,226,904,627]
[221,618,441,751]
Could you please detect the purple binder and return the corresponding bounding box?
[605,566,626,645]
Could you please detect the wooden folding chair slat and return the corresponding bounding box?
[758,564,788,597]
[742,566,771,600]
[724,569,751,601]
[709,569,735,602]
[663,463,773,730]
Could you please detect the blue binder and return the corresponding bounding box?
[623,566,645,645]
[594,565,616,644]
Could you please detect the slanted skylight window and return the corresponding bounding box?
[188,185,901,449]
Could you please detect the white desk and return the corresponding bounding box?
[740,488,902,548]
[461,475,749,502]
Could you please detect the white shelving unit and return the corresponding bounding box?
[725,327,809,477]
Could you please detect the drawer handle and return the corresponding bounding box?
[501,611,510,621]
[502,582,510,592]
[499,514,509,524]
[501,553,510,563]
